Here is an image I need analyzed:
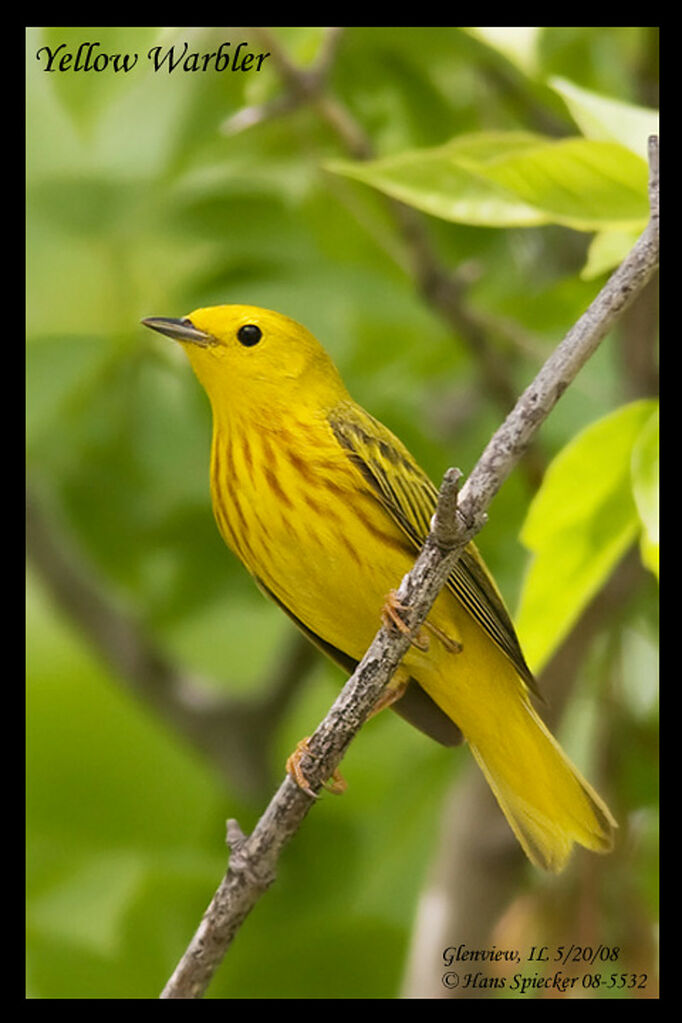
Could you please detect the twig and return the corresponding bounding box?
[159,137,659,999]
[431,467,463,549]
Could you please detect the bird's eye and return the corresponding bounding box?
[237,324,262,347]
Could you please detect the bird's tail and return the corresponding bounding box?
[467,698,616,872]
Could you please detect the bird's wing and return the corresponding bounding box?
[254,575,463,746]
[328,402,538,696]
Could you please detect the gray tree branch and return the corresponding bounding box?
[159,136,658,1000]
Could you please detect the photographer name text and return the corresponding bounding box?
[440,943,650,995]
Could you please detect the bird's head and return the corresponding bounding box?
[142,304,347,421]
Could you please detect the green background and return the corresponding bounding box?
[27,27,658,999]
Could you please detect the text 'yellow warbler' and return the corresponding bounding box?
[142,304,616,872]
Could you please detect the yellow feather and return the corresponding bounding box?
[143,303,617,872]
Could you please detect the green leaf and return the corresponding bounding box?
[516,400,657,671]
[464,27,542,74]
[549,76,659,161]
[581,228,641,280]
[327,132,548,227]
[638,532,659,582]
[631,405,659,580]
[326,133,649,231]
[462,137,649,230]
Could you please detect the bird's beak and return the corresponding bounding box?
[141,317,216,347]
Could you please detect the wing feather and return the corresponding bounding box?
[328,402,539,696]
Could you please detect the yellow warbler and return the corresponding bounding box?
[142,305,616,872]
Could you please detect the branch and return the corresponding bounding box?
[159,137,659,999]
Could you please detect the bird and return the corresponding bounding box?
[142,304,616,872]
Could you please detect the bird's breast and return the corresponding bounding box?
[210,420,417,660]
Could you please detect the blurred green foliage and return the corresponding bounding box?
[517,400,658,670]
[27,27,658,999]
